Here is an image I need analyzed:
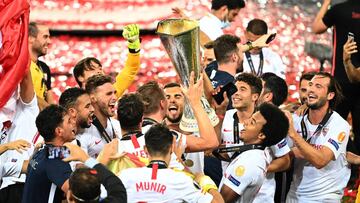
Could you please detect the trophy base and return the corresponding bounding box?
[179,107,219,133]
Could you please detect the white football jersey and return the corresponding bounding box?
[253,138,290,203]
[118,132,148,158]
[142,123,187,170]
[221,109,291,202]
[242,48,286,79]
[220,109,244,171]
[0,95,40,189]
[77,118,121,158]
[183,132,204,174]
[199,12,223,40]
[119,166,213,203]
[220,149,270,203]
[286,111,351,202]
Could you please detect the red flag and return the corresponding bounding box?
[0,0,30,108]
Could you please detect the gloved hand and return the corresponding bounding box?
[122,24,140,52]
[195,174,218,192]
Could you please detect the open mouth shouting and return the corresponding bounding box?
[108,101,116,114]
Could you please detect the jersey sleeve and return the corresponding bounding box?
[323,120,350,159]
[180,175,213,203]
[46,159,72,187]
[114,52,140,98]
[322,6,337,28]
[221,158,263,196]
[270,138,290,158]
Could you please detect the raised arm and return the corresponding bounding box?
[312,0,331,34]
[183,72,219,152]
[343,38,360,83]
[114,24,141,98]
[20,67,35,103]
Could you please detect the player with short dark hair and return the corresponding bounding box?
[220,103,289,203]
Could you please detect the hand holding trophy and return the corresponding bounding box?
[157,19,219,132]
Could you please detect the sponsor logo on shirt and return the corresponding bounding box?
[95,139,102,145]
[228,175,240,186]
[135,181,167,194]
[223,129,232,132]
[277,139,287,149]
[11,158,17,162]
[337,132,346,143]
[328,138,339,150]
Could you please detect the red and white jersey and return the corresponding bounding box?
[220,149,270,203]
[118,132,148,158]
[119,166,213,203]
[143,125,187,170]
[287,111,351,202]
[0,95,41,189]
[77,117,121,158]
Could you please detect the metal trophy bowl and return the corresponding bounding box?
[156,19,219,132]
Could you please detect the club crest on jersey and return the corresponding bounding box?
[235,166,245,177]
[337,132,346,143]
[228,175,240,186]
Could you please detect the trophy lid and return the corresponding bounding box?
[156,19,199,36]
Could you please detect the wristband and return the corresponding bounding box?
[198,175,218,192]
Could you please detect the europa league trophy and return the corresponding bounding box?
[156,19,219,132]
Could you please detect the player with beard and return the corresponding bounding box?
[77,75,121,158]
[164,83,184,132]
[137,74,219,171]
[299,72,316,105]
[286,72,351,202]
[28,22,55,107]
[59,87,94,133]
[22,105,77,203]
[163,82,207,173]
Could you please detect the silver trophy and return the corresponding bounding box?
[157,19,219,132]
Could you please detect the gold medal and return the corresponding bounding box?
[184,159,194,167]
